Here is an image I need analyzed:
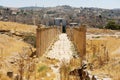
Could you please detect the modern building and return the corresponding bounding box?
[69,23,78,27]
[54,18,67,33]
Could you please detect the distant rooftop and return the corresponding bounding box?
[54,18,65,20]
[69,23,78,25]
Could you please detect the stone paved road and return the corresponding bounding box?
[46,33,77,80]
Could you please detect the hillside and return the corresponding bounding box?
[0,5,120,27]
[19,6,43,10]
[0,34,30,57]
[0,21,36,57]
[0,21,36,33]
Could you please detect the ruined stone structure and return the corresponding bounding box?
[66,25,86,60]
[36,25,59,56]
[36,25,86,58]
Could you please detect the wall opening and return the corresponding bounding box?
[62,25,66,33]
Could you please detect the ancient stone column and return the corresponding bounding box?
[36,25,41,57]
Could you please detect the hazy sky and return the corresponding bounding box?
[0,0,120,9]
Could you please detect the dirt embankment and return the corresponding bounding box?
[0,21,36,33]
[0,34,31,57]
[0,21,36,57]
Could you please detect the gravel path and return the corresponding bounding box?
[45,33,77,80]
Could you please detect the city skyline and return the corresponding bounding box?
[0,0,120,9]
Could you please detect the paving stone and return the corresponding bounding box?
[46,33,77,80]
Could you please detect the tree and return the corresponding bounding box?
[105,21,120,30]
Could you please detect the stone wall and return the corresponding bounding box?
[66,25,86,60]
[36,25,59,57]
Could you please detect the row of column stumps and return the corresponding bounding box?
[66,25,87,62]
[36,24,59,57]
[36,24,86,61]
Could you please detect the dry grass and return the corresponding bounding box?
[36,62,56,80]
[0,21,57,80]
[90,56,120,80]
[107,53,120,80]
[60,61,70,80]
[0,21,37,80]
[0,21,36,33]
[87,28,119,34]
[86,35,120,80]
[0,74,11,80]
[0,22,120,80]
[0,21,37,57]
[0,34,31,57]
[70,58,82,69]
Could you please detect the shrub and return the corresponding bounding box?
[23,35,36,47]
[105,21,120,30]
[60,61,71,80]
[38,65,48,72]
[37,65,48,78]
